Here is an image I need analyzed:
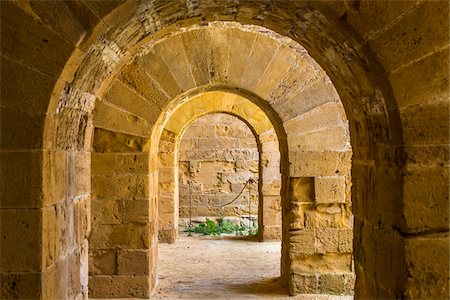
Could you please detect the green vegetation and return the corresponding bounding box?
[188,218,258,236]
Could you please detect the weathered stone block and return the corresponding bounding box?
[289,229,315,254]
[290,274,317,295]
[0,272,41,299]
[154,35,196,91]
[123,199,149,224]
[1,151,43,208]
[368,1,449,72]
[119,62,168,108]
[290,177,314,203]
[93,128,150,153]
[291,253,353,274]
[94,102,152,138]
[137,51,182,98]
[117,250,150,275]
[89,224,150,249]
[402,165,449,232]
[0,209,41,272]
[315,176,346,203]
[318,273,355,295]
[116,153,149,175]
[316,228,339,253]
[91,198,121,224]
[404,233,449,299]
[389,47,448,108]
[289,151,352,177]
[88,275,150,298]
[91,153,116,175]
[339,229,353,253]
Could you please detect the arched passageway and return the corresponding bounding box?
[1,1,448,299]
[177,113,264,237]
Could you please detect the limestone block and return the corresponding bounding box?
[263,196,282,225]
[389,47,448,108]
[308,204,353,229]
[290,177,315,203]
[154,35,196,91]
[137,51,182,98]
[275,80,339,122]
[289,203,310,231]
[74,200,90,263]
[262,180,281,196]
[315,176,346,203]
[0,209,41,272]
[262,166,281,182]
[208,27,231,83]
[158,228,177,244]
[0,272,41,299]
[119,62,168,108]
[159,196,176,214]
[402,165,449,232]
[115,175,149,199]
[290,273,318,295]
[226,29,257,86]
[289,229,315,255]
[287,126,349,152]
[316,228,339,253]
[41,260,68,300]
[404,233,449,299]
[283,102,346,135]
[93,128,150,153]
[116,153,149,175]
[1,55,55,115]
[91,153,116,175]
[105,79,161,124]
[89,224,150,249]
[42,206,58,268]
[117,250,150,275]
[0,106,46,150]
[340,0,419,40]
[289,151,352,177]
[338,229,353,253]
[368,1,449,72]
[400,101,449,146]
[67,251,82,299]
[158,152,175,168]
[1,2,73,76]
[92,175,117,199]
[290,253,353,274]
[253,45,295,99]
[123,199,149,224]
[318,273,355,295]
[88,275,149,298]
[91,198,121,224]
[1,151,43,208]
[94,102,152,138]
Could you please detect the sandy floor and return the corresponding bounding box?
[153,233,352,300]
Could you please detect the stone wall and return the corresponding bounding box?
[178,114,260,225]
[89,128,158,298]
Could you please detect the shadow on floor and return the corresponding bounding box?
[228,277,288,296]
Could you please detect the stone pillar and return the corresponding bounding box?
[157,129,178,243]
[89,129,155,298]
[260,129,282,240]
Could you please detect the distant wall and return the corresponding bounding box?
[178,114,259,224]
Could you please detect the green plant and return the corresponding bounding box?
[189,218,255,236]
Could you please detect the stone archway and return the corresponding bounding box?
[1,1,447,299]
[154,91,283,243]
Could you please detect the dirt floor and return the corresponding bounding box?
[153,233,352,300]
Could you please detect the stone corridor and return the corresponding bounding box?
[1,1,448,299]
[154,234,352,299]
